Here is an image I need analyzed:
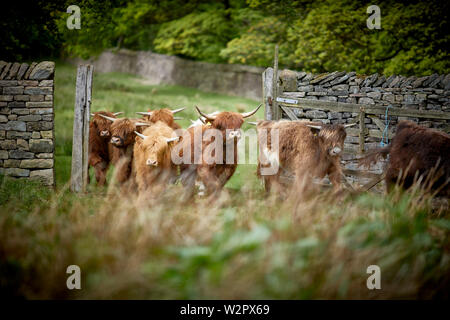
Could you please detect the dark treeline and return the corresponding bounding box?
[1,0,449,76]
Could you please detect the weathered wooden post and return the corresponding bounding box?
[262,68,273,120]
[70,65,93,192]
[271,45,281,120]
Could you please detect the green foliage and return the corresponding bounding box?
[0,0,63,61]
[154,5,234,62]
[4,0,449,76]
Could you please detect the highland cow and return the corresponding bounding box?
[359,120,450,196]
[88,111,123,186]
[98,114,151,185]
[177,104,261,198]
[136,107,185,130]
[256,120,356,198]
[133,121,180,197]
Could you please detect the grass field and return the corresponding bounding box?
[0,62,449,299]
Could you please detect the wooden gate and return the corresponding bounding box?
[262,46,450,189]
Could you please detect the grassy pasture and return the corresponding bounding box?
[0,62,449,299]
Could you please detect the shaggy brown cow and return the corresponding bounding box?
[360,120,450,196]
[136,108,184,130]
[178,104,261,198]
[256,120,356,198]
[133,121,180,197]
[88,111,122,185]
[98,115,151,185]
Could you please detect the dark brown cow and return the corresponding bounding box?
[360,120,450,196]
[256,120,356,198]
[178,104,261,198]
[136,108,184,130]
[88,111,122,186]
[98,115,151,185]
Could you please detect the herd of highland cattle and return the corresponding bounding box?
[88,105,450,201]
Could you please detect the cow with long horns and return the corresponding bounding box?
[177,104,261,198]
[255,120,356,198]
[88,111,123,186]
[97,114,151,185]
[136,107,185,130]
[133,121,180,197]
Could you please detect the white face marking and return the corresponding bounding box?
[330,146,342,156]
[111,137,120,144]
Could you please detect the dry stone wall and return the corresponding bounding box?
[273,68,450,185]
[0,61,55,186]
[74,49,264,100]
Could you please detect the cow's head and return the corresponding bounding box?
[91,111,123,137]
[136,108,184,127]
[98,115,150,148]
[134,130,179,166]
[195,104,261,141]
[307,123,356,157]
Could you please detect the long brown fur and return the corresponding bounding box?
[88,111,120,186]
[359,120,450,195]
[133,121,179,198]
[256,120,348,199]
[109,118,151,185]
[179,111,245,198]
[141,108,181,130]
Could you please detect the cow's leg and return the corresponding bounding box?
[218,165,237,188]
[291,168,315,207]
[385,167,398,193]
[263,176,272,193]
[94,161,108,186]
[327,162,343,192]
[180,165,197,201]
[197,165,221,197]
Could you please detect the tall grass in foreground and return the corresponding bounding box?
[0,175,448,299]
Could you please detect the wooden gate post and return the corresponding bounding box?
[70,64,93,192]
[271,45,281,120]
[262,68,274,120]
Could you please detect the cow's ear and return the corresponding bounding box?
[306,125,321,136]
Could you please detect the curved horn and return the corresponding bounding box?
[166,136,180,143]
[195,106,216,122]
[173,116,183,120]
[113,112,124,116]
[199,117,206,124]
[248,121,258,126]
[241,104,262,118]
[171,107,186,114]
[344,123,357,128]
[91,113,95,117]
[136,111,153,116]
[134,131,147,139]
[98,114,117,122]
[135,122,151,127]
[190,119,197,124]
[306,125,322,130]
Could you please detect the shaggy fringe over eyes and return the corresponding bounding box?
[111,119,136,138]
[93,112,115,132]
[212,112,244,130]
[319,125,347,145]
